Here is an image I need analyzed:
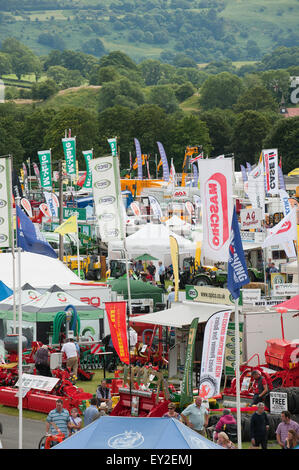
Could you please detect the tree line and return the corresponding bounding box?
[0,40,298,175]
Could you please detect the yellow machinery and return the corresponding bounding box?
[64,254,101,281]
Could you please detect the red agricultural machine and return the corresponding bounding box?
[223,310,299,412]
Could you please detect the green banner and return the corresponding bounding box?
[180,317,198,407]
[224,321,243,376]
[107,137,117,157]
[82,150,93,188]
[62,137,76,175]
[59,207,86,221]
[38,150,52,189]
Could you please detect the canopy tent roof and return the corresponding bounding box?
[135,253,159,261]
[0,284,104,322]
[0,283,41,311]
[0,252,81,289]
[54,416,223,449]
[0,281,13,302]
[164,215,191,228]
[108,223,196,258]
[275,295,299,311]
[281,260,297,275]
[108,278,164,305]
[130,301,232,328]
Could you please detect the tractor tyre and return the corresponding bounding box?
[93,269,101,281]
[195,276,211,287]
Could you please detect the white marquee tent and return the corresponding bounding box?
[108,223,196,265]
[0,252,81,289]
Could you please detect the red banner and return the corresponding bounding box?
[105,301,129,365]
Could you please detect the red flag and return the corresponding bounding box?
[105,302,129,364]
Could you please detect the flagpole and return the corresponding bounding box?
[16,196,23,449]
[8,155,17,333]
[76,214,81,280]
[234,298,242,449]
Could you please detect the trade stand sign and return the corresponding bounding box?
[273,283,299,297]
[185,285,234,306]
[270,391,288,414]
[240,208,262,230]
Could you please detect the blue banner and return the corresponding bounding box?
[157,142,170,182]
[192,163,198,187]
[16,206,57,258]
[134,138,143,179]
[227,207,250,299]
[240,165,247,182]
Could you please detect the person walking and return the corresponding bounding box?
[46,399,70,438]
[158,261,166,286]
[61,338,79,380]
[250,402,269,449]
[84,397,100,426]
[276,410,299,448]
[35,345,52,377]
[181,396,209,436]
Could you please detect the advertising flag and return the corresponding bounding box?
[240,165,248,183]
[148,195,163,221]
[279,189,291,217]
[263,207,297,249]
[199,310,231,399]
[32,162,42,189]
[38,150,52,189]
[192,163,199,187]
[180,317,198,407]
[263,148,279,196]
[12,167,24,199]
[169,235,179,302]
[157,142,170,182]
[22,162,29,196]
[199,157,233,262]
[44,191,58,218]
[0,157,13,249]
[90,155,124,242]
[247,161,265,215]
[16,206,57,258]
[227,207,250,300]
[54,215,77,235]
[82,150,93,189]
[21,198,32,218]
[105,301,129,365]
[134,138,143,180]
[278,165,286,190]
[62,137,76,176]
[107,137,117,157]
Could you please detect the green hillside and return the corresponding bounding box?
[0,0,298,62]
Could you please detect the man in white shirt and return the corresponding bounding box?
[61,338,79,379]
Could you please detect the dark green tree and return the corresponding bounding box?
[199,72,243,110]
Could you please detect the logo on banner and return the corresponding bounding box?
[206,173,229,250]
[99,196,116,205]
[94,179,111,190]
[95,162,112,172]
[108,431,144,449]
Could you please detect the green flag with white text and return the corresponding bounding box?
[108,137,117,157]
[62,137,76,175]
[82,150,93,189]
[180,317,198,407]
[38,150,52,189]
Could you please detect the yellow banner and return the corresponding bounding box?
[169,235,179,302]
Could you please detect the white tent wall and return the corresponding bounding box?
[108,223,196,267]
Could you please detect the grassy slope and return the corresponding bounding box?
[0,1,298,60]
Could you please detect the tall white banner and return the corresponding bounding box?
[263,207,297,248]
[199,158,233,262]
[199,309,231,398]
[263,148,279,196]
[0,157,12,248]
[90,156,124,243]
[148,195,163,221]
[247,162,265,216]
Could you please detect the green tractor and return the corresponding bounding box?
[179,257,264,289]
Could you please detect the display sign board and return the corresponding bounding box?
[241,289,261,304]
[224,322,243,376]
[15,373,59,392]
[273,283,299,297]
[185,285,234,306]
[271,272,286,288]
[240,208,262,229]
[270,391,288,414]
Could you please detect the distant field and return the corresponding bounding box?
[40,86,101,112]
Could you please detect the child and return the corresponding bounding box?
[68,408,82,435]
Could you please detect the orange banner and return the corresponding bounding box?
[105,301,129,365]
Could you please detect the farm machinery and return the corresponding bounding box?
[223,310,299,413]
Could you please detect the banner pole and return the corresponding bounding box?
[8,155,17,333]
[234,299,242,449]
[76,214,81,280]
[16,196,23,449]
[124,238,133,411]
